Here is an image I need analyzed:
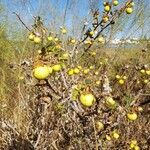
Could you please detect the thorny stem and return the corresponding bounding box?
[92,117,98,150]
[13,12,31,31]
[78,0,132,57]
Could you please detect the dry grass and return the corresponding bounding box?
[0,40,150,149]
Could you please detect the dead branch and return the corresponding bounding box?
[13,12,31,31]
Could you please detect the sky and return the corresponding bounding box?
[1,0,150,39]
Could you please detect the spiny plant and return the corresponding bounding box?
[1,1,150,150]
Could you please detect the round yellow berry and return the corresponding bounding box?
[80,93,95,107]
[52,64,61,72]
[104,5,110,12]
[127,113,138,121]
[68,69,74,75]
[74,68,80,74]
[33,66,49,80]
[118,79,125,85]
[34,36,41,44]
[96,121,104,131]
[112,132,119,139]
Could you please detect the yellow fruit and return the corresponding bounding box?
[89,66,94,69]
[112,132,119,139]
[126,7,133,14]
[140,69,145,74]
[116,75,121,79]
[48,66,53,74]
[47,36,53,41]
[96,121,104,131]
[33,66,49,80]
[130,2,134,6]
[28,33,35,40]
[95,71,99,75]
[84,40,92,45]
[137,80,140,84]
[52,64,61,72]
[104,58,108,62]
[34,36,41,44]
[98,36,105,43]
[55,77,59,80]
[89,31,94,36]
[123,76,127,80]
[134,145,140,150]
[130,143,135,148]
[38,50,42,54]
[106,135,111,141]
[96,81,100,85]
[80,93,95,107]
[99,62,103,65]
[103,2,107,6]
[131,140,138,145]
[106,97,116,106]
[73,68,80,74]
[71,39,76,44]
[130,140,138,149]
[61,63,66,68]
[146,70,150,75]
[54,38,59,42]
[104,5,110,12]
[118,79,125,84]
[61,28,67,34]
[143,79,149,84]
[68,69,74,75]
[102,16,109,23]
[137,106,143,112]
[127,2,134,7]
[113,0,119,6]
[127,113,138,121]
[55,44,61,49]
[19,76,24,80]
[91,52,96,56]
[83,69,90,74]
[62,53,69,60]
[77,66,82,69]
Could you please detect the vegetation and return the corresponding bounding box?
[0,0,150,150]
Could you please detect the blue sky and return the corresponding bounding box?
[1,0,150,39]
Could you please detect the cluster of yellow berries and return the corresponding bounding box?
[33,64,61,80]
[68,67,80,75]
[103,0,121,12]
[140,69,150,75]
[102,1,119,23]
[69,38,76,44]
[103,2,111,12]
[140,69,150,84]
[67,65,100,77]
[129,140,140,150]
[28,27,77,46]
[47,36,59,43]
[105,130,120,141]
[103,1,134,14]
[28,33,41,44]
[116,74,127,85]
[126,1,134,14]
[60,27,67,34]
